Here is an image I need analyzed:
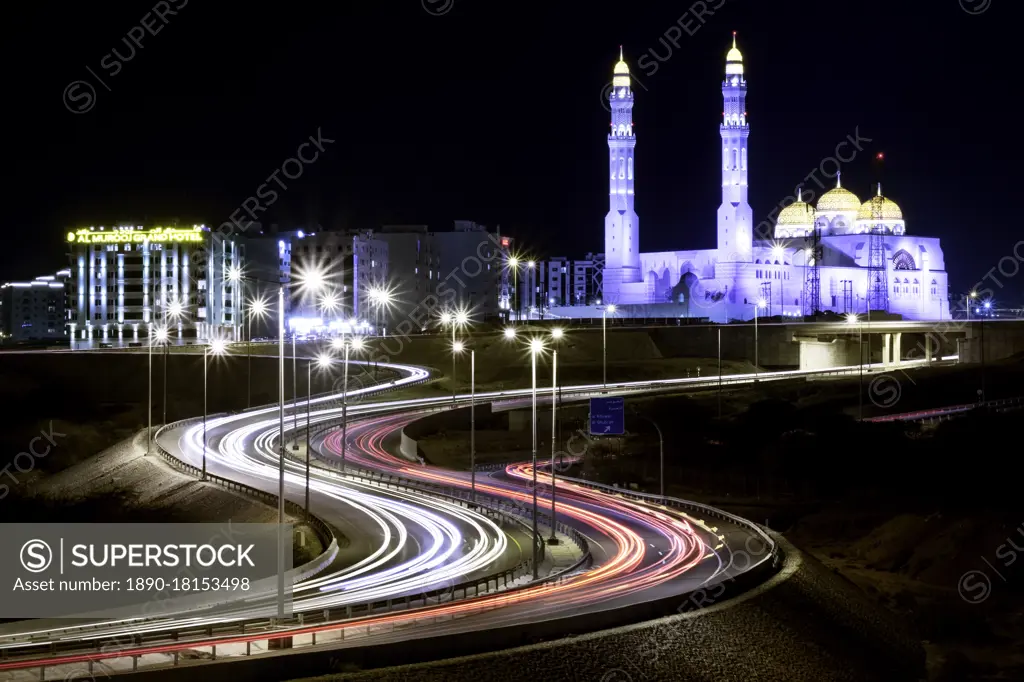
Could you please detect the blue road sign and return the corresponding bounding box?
[590,396,625,435]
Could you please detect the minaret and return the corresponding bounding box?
[716,32,753,263]
[603,47,641,302]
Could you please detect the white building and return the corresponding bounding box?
[287,229,388,334]
[66,224,244,346]
[0,270,70,343]
[578,34,950,322]
[520,254,603,315]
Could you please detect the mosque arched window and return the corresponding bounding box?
[741,148,747,170]
[892,249,916,270]
[732,149,738,169]
[724,147,729,169]
[627,157,633,180]
[619,157,625,179]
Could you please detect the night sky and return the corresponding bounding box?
[8,0,1016,298]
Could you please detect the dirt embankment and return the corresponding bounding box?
[2,430,324,565]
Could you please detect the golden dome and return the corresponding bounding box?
[816,186,862,213]
[727,32,742,62]
[857,186,903,221]
[777,200,814,226]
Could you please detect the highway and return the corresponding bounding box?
[0,353,947,679]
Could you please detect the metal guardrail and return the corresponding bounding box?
[865,395,1024,423]
[553,473,779,571]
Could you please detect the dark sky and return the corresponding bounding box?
[8,0,1017,298]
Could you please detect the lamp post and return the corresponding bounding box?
[549,327,564,542]
[147,324,154,455]
[152,326,169,447]
[717,327,722,419]
[981,301,990,403]
[331,336,365,473]
[602,304,617,388]
[277,285,285,618]
[367,284,395,380]
[202,338,227,481]
[846,313,863,420]
[470,348,476,502]
[247,295,269,409]
[528,337,544,579]
[290,330,300,450]
[440,307,470,403]
[754,298,767,376]
[508,256,520,323]
[967,290,977,322]
[304,352,334,517]
[163,299,183,425]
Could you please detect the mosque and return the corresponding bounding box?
[569,35,951,322]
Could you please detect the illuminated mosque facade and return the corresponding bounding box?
[581,36,951,322]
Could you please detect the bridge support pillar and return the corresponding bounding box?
[893,332,902,365]
[924,334,933,362]
[882,333,892,367]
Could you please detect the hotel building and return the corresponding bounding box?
[66,224,244,346]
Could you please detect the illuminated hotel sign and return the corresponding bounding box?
[67,226,206,245]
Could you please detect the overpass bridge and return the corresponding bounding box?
[787,318,1024,370]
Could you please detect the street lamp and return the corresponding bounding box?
[469,347,476,502]
[527,336,545,579]
[754,298,767,376]
[503,326,516,340]
[319,289,340,320]
[602,304,617,388]
[303,352,334,517]
[162,298,184,426]
[367,284,396,378]
[526,261,536,320]
[967,290,977,321]
[846,313,863,420]
[202,338,228,481]
[440,307,470,403]
[147,324,169,456]
[247,294,270,409]
[331,335,365,473]
[548,326,565,542]
[227,265,244,345]
[288,263,328,451]
[507,256,520,323]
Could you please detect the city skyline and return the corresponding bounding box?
[7,0,1015,299]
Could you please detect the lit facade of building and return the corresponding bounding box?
[287,229,388,334]
[66,224,245,346]
[0,270,70,343]
[577,35,950,322]
[520,254,603,315]
[376,222,506,328]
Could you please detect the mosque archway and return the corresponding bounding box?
[892,249,916,270]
